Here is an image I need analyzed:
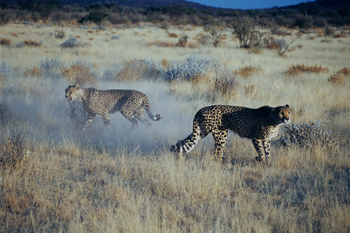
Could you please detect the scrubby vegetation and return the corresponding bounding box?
[0,7,349,232]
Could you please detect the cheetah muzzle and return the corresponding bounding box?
[65,83,161,132]
[170,105,291,165]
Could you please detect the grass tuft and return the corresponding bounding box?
[24,66,43,77]
[23,39,43,47]
[0,128,29,169]
[285,64,329,76]
[0,38,11,45]
[234,65,260,78]
[62,64,97,86]
[116,58,163,82]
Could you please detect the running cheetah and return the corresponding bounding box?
[65,83,161,131]
[170,105,291,165]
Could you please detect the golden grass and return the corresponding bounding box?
[62,64,97,86]
[234,65,260,78]
[0,38,11,45]
[23,39,42,47]
[328,74,345,85]
[336,67,350,76]
[285,64,329,75]
[24,66,43,77]
[147,40,176,47]
[0,23,349,232]
[168,32,178,38]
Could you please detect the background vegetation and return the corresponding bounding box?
[0,0,349,232]
[0,0,350,27]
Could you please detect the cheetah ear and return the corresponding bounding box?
[286,104,289,108]
[75,82,80,89]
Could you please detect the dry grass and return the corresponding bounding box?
[234,65,260,78]
[115,59,161,82]
[285,64,329,76]
[24,66,43,77]
[0,23,349,232]
[23,39,42,47]
[336,67,350,77]
[328,74,346,85]
[62,64,97,86]
[334,33,347,38]
[168,32,178,38]
[0,128,29,169]
[147,40,176,47]
[0,38,11,45]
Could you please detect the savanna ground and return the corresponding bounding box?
[0,22,349,232]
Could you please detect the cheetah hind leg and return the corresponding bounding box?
[135,113,153,129]
[120,110,139,134]
[212,129,235,165]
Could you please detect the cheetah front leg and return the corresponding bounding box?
[262,140,271,165]
[83,114,96,131]
[101,112,111,130]
[252,139,266,163]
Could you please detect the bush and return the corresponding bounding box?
[324,27,335,37]
[277,121,340,151]
[0,60,11,77]
[62,64,97,86]
[166,55,219,81]
[232,17,254,48]
[268,38,296,56]
[40,56,67,71]
[176,35,188,47]
[116,58,164,82]
[60,37,91,48]
[213,68,238,96]
[54,26,65,39]
[0,128,29,169]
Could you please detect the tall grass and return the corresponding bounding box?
[0,23,349,232]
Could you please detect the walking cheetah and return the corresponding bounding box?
[65,83,161,131]
[170,105,291,165]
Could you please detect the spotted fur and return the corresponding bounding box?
[65,83,161,131]
[170,105,291,165]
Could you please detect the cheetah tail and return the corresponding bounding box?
[170,120,200,154]
[144,98,161,121]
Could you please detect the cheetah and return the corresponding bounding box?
[65,83,161,131]
[170,105,291,165]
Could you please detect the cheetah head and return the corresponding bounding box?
[273,104,291,124]
[65,83,83,102]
